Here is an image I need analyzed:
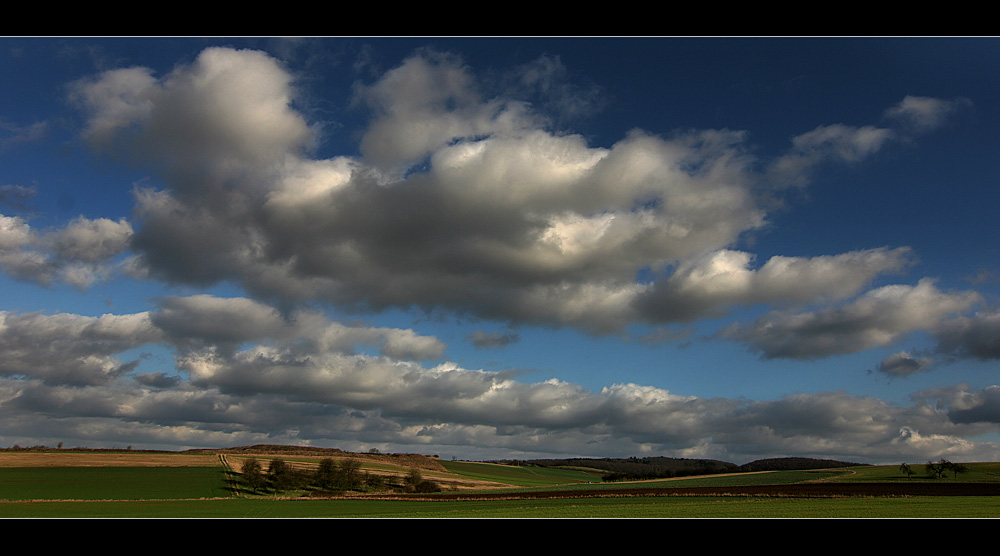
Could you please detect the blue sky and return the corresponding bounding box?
[2,37,1000,464]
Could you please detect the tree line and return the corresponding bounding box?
[899,459,969,480]
[238,457,440,495]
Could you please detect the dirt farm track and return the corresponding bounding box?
[388,482,1000,501]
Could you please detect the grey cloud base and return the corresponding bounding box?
[1,297,999,463]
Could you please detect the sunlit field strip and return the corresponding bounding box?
[439,460,600,487]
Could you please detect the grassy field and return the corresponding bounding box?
[0,466,230,501]
[2,451,999,518]
[437,460,600,487]
[832,461,1000,482]
[3,493,1000,518]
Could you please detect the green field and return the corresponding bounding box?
[2,459,1000,518]
[3,493,1000,518]
[832,461,1000,482]
[0,466,229,501]
[438,460,600,487]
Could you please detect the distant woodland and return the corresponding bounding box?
[490,456,866,481]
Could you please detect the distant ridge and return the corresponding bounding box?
[183,444,349,456]
[738,457,868,472]
[490,455,866,480]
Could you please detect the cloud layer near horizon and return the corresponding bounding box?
[1,294,999,462]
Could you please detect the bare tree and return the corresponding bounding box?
[315,458,338,490]
[899,463,913,479]
[406,468,423,490]
[951,462,970,479]
[339,459,362,490]
[241,457,265,493]
[267,458,296,492]
[926,459,955,479]
[313,458,365,491]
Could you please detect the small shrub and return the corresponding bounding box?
[414,480,441,493]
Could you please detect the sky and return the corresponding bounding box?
[1,37,999,464]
